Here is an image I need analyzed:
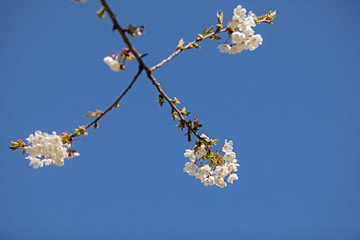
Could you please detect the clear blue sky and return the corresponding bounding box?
[1,0,360,239]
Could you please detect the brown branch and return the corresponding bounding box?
[150,28,228,72]
[70,66,143,138]
[100,0,204,142]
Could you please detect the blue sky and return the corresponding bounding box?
[1,0,360,239]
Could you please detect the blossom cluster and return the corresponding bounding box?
[25,131,79,169]
[183,134,239,188]
[218,5,263,54]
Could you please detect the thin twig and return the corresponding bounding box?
[70,66,143,138]
[100,0,204,142]
[150,28,228,72]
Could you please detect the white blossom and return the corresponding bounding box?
[241,25,255,37]
[231,32,246,44]
[223,151,236,162]
[182,136,239,188]
[227,174,239,184]
[243,15,256,28]
[109,60,121,72]
[24,131,79,169]
[215,176,227,188]
[228,44,245,54]
[43,159,52,166]
[28,157,43,169]
[233,5,247,19]
[247,34,263,51]
[200,134,210,141]
[196,165,212,181]
[103,56,121,72]
[218,4,263,55]
[184,149,196,162]
[217,44,231,53]
[215,165,229,178]
[203,176,215,186]
[103,56,113,65]
[227,161,240,172]
[230,16,241,30]
[183,162,198,176]
[195,144,207,159]
[248,11,257,20]
[222,139,233,153]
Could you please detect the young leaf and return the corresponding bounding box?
[96,5,106,19]
[156,94,165,107]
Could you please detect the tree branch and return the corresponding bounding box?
[100,0,205,142]
[70,66,143,138]
[150,28,228,72]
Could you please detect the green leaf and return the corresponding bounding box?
[217,10,223,25]
[210,138,219,145]
[193,43,201,50]
[176,121,185,131]
[156,95,165,107]
[173,97,181,105]
[9,140,25,150]
[202,27,208,36]
[206,26,213,35]
[180,107,190,116]
[86,110,103,118]
[187,133,191,142]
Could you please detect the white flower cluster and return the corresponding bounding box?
[218,5,263,54]
[183,135,239,188]
[103,56,121,72]
[25,131,79,169]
